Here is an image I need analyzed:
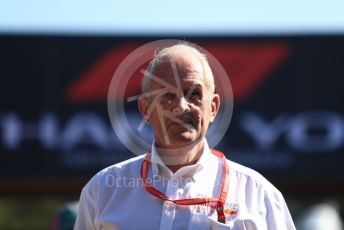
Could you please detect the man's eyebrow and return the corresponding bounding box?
[190,84,202,89]
[182,82,202,88]
[182,83,202,98]
[187,70,200,74]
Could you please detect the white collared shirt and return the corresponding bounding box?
[74,140,296,230]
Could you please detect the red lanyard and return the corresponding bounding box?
[140,148,229,223]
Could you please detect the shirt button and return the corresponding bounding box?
[165,201,175,208]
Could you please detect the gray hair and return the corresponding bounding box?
[141,43,215,95]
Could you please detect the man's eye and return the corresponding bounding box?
[190,91,201,98]
[163,92,175,98]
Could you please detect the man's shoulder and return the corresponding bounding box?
[227,159,282,195]
[82,155,146,192]
[97,154,146,177]
[108,154,146,170]
[227,160,264,180]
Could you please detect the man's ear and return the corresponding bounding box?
[209,93,220,123]
[138,97,150,125]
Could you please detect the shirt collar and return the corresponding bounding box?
[150,139,216,181]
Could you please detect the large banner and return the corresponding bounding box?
[1,36,343,193]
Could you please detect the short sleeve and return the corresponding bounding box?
[264,190,296,230]
[74,187,96,230]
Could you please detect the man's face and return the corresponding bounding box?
[138,52,220,149]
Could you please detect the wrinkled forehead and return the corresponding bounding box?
[150,53,205,88]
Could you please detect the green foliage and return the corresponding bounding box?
[0,197,75,230]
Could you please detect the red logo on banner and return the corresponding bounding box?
[66,41,289,103]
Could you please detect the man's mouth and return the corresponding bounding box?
[167,114,196,129]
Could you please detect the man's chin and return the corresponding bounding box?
[167,131,199,147]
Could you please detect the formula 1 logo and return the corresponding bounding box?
[66,40,289,103]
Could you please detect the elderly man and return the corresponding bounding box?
[74,43,296,230]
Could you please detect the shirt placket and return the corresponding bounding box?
[159,176,179,230]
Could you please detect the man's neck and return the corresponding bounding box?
[155,140,204,173]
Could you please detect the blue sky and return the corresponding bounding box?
[1,0,344,35]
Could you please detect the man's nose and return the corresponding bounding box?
[172,95,191,114]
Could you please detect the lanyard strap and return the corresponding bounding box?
[140,148,229,223]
